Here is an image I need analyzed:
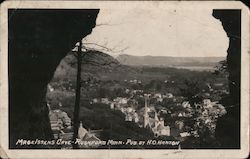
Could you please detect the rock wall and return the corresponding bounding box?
[213,9,241,148]
[8,9,99,148]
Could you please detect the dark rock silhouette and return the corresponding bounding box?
[8,9,99,148]
[213,9,241,148]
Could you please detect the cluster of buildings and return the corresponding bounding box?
[48,105,101,148]
[92,94,172,137]
[124,79,142,84]
[91,87,226,141]
[47,77,227,146]
[139,96,171,137]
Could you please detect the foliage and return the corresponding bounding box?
[179,79,203,106]
[47,57,229,148]
[213,60,228,75]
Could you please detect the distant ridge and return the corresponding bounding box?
[116,54,225,67]
[53,51,139,81]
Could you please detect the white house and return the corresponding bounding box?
[164,93,174,98]
[152,117,171,137]
[92,98,99,103]
[78,121,88,140]
[182,101,191,108]
[110,102,115,109]
[154,93,162,98]
[180,132,191,137]
[101,98,110,104]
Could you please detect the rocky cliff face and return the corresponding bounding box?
[8,9,99,148]
[213,9,241,148]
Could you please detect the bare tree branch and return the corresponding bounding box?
[95,23,110,27]
[83,43,113,51]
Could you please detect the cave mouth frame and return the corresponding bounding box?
[213,9,241,149]
[7,7,242,150]
[47,8,242,149]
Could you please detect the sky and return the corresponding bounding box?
[83,7,229,57]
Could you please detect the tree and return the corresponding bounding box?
[213,60,228,76]
[72,40,83,149]
[70,37,128,149]
[179,79,202,106]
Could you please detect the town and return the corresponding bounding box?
[46,70,228,148]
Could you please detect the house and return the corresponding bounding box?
[78,122,88,139]
[133,113,139,123]
[178,113,183,117]
[125,113,133,122]
[180,132,191,138]
[205,118,212,124]
[49,109,71,132]
[164,93,173,98]
[92,98,99,103]
[125,112,139,123]
[157,98,163,102]
[182,101,191,108]
[203,99,220,109]
[125,89,130,94]
[132,90,143,94]
[154,93,162,98]
[101,98,110,104]
[114,97,128,104]
[203,99,211,105]
[120,107,126,113]
[175,121,184,130]
[206,83,214,92]
[78,121,101,148]
[110,102,115,109]
[153,124,170,137]
[127,107,134,113]
[202,109,209,116]
[191,130,199,138]
[128,99,138,106]
[151,117,171,137]
[48,84,54,92]
[213,83,224,87]
[48,108,73,139]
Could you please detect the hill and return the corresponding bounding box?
[52,51,139,82]
[116,54,225,68]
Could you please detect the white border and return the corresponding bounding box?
[0,1,249,159]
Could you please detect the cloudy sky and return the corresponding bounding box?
[84,7,229,57]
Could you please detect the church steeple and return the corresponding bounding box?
[144,95,149,128]
[154,111,159,121]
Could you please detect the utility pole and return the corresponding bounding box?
[72,40,83,149]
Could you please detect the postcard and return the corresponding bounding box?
[0,1,249,158]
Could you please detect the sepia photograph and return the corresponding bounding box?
[0,1,249,158]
